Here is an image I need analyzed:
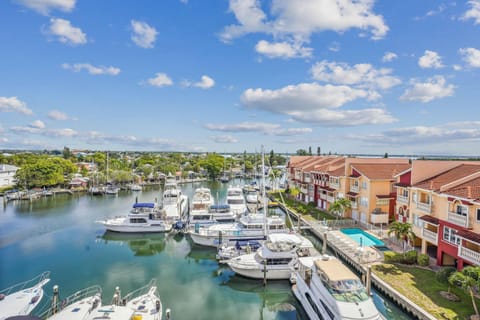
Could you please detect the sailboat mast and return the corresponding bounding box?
[261,145,267,236]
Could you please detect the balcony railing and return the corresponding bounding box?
[397,195,408,204]
[416,202,431,213]
[421,228,438,245]
[350,185,359,193]
[370,212,389,224]
[458,246,480,265]
[326,195,335,203]
[319,194,327,200]
[330,182,340,189]
[351,202,358,209]
[447,212,469,228]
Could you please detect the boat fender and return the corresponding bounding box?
[156,300,161,312]
[0,294,5,300]
[166,308,171,320]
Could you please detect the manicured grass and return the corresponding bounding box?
[372,264,479,320]
[270,192,337,221]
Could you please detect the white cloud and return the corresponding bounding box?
[255,40,312,59]
[131,20,158,48]
[48,110,71,120]
[210,135,238,143]
[400,76,455,103]
[220,0,388,43]
[29,120,45,129]
[62,63,121,75]
[382,52,398,62]
[46,18,87,45]
[462,0,480,25]
[311,60,401,90]
[205,121,312,136]
[459,47,480,68]
[16,0,76,15]
[194,75,215,89]
[453,64,463,71]
[146,73,173,87]
[349,121,480,146]
[10,126,77,137]
[0,96,33,115]
[418,50,444,69]
[328,42,340,52]
[240,82,396,126]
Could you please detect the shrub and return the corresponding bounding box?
[383,251,398,263]
[404,250,418,264]
[436,266,456,283]
[417,253,429,266]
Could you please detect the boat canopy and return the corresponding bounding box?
[133,202,155,208]
[210,204,230,210]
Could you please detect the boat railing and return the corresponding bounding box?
[37,285,102,319]
[0,271,50,296]
[122,279,157,303]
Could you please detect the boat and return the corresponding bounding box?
[292,255,385,320]
[189,213,287,247]
[43,279,166,320]
[0,271,50,320]
[105,184,119,195]
[130,184,142,192]
[97,202,173,233]
[216,239,262,262]
[89,186,105,196]
[245,189,259,204]
[226,233,317,279]
[226,185,247,216]
[188,187,214,224]
[162,179,188,222]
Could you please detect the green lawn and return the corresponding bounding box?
[270,192,337,221]
[372,264,479,320]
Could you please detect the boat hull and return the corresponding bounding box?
[189,231,267,247]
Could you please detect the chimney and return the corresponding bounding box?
[467,186,472,199]
[429,180,434,190]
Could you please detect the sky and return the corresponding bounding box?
[0,0,480,155]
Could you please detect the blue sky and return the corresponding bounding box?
[1,0,480,155]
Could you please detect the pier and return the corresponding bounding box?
[278,201,437,320]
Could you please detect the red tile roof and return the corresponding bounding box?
[442,176,480,202]
[351,163,411,180]
[414,164,480,191]
[457,229,480,245]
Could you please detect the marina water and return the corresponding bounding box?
[0,179,409,319]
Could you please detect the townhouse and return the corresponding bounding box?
[394,161,480,269]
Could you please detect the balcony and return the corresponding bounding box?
[458,246,480,265]
[397,195,408,204]
[370,211,389,224]
[351,202,358,209]
[319,194,327,200]
[421,228,438,245]
[330,182,340,189]
[416,202,431,213]
[326,195,335,203]
[447,212,469,228]
[350,185,359,193]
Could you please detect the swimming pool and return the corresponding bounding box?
[340,228,385,247]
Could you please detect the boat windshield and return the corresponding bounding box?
[228,199,244,205]
[325,278,370,303]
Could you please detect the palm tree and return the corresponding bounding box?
[328,198,352,218]
[288,186,300,199]
[387,221,415,254]
[448,266,480,317]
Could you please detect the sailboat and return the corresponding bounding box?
[105,152,119,196]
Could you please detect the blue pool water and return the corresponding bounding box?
[341,228,385,247]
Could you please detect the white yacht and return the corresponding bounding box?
[0,271,50,320]
[44,280,165,320]
[245,189,259,204]
[162,179,188,222]
[292,255,385,320]
[189,187,214,224]
[97,202,173,233]
[226,233,317,280]
[226,185,247,216]
[189,213,287,247]
[130,184,142,191]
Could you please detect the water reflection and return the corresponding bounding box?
[98,231,167,256]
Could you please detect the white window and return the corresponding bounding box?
[360,196,368,207]
[412,192,417,203]
[401,189,409,197]
[337,192,344,199]
[443,226,461,245]
[456,205,468,216]
[412,214,424,228]
[361,181,367,189]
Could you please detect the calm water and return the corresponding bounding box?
[0,179,408,319]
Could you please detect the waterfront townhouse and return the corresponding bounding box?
[344,159,410,225]
[311,157,346,210]
[287,156,331,202]
[395,161,480,270]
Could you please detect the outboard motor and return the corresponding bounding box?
[173,220,185,231]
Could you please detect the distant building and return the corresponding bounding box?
[0,164,19,187]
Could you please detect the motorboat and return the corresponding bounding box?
[226,185,247,216]
[162,179,188,222]
[226,233,317,280]
[44,279,165,320]
[216,239,262,262]
[292,255,385,320]
[97,202,173,233]
[0,271,50,320]
[41,285,102,320]
[189,204,237,230]
[189,213,287,247]
[188,187,214,224]
[245,190,259,204]
[130,184,142,192]
[105,184,119,195]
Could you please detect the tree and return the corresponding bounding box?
[288,186,300,199]
[308,146,312,155]
[448,266,480,317]
[296,149,308,156]
[62,146,72,159]
[317,146,321,156]
[269,150,275,166]
[387,222,416,254]
[200,153,224,179]
[384,152,389,158]
[328,198,352,218]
